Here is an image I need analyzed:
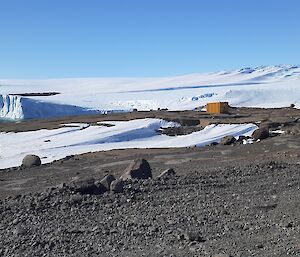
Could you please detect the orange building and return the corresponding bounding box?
[206,102,230,114]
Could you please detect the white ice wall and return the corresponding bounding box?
[0,95,24,119]
[0,94,101,120]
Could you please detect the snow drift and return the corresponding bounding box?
[0,65,299,120]
[0,118,257,169]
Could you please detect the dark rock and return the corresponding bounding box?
[70,177,102,195]
[157,168,176,179]
[237,135,247,141]
[120,159,152,180]
[182,231,205,242]
[22,154,41,168]
[99,174,116,191]
[252,128,269,141]
[236,135,247,144]
[160,126,203,136]
[220,136,236,145]
[110,179,124,193]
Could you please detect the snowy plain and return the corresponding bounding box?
[0,65,299,119]
[0,119,257,169]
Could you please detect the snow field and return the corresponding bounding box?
[0,118,257,169]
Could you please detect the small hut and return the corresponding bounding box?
[206,102,230,114]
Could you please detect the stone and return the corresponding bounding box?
[120,159,152,180]
[22,155,41,168]
[252,128,269,141]
[100,174,116,191]
[70,177,102,195]
[110,179,124,193]
[182,231,205,242]
[220,136,236,145]
[157,168,176,179]
[13,224,27,236]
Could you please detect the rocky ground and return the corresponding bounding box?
[0,107,300,257]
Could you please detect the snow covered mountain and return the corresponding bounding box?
[0,65,299,120]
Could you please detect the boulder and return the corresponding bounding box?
[110,179,124,193]
[237,135,246,142]
[71,177,103,195]
[22,154,41,168]
[99,174,116,191]
[157,168,176,179]
[120,159,152,180]
[220,136,236,145]
[252,128,269,141]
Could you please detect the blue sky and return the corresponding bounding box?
[0,0,299,78]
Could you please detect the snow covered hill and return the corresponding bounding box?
[0,65,299,120]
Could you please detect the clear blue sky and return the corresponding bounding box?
[0,0,299,78]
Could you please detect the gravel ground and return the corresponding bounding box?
[1,161,300,257]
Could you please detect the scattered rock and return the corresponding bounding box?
[181,231,206,242]
[22,154,41,168]
[236,135,246,143]
[110,179,124,193]
[157,168,176,179]
[252,128,269,141]
[120,159,152,180]
[70,177,103,195]
[99,174,116,191]
[220,136,236,145]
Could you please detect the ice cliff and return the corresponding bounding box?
[0,95,100,120]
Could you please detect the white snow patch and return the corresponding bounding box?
[0,118,257,169]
